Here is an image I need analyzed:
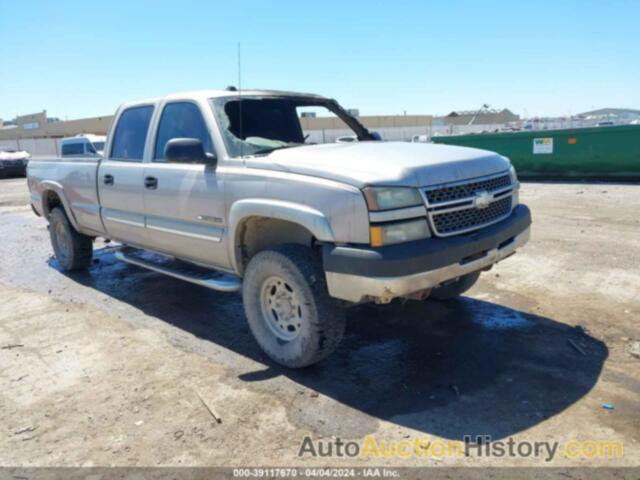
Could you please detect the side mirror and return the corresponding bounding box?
[165,138,216,165]
[370,131,382,141]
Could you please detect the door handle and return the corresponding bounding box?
[103,174,114,185]
[144,176,158,189]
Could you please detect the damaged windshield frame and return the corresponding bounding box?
[209,95,375,158]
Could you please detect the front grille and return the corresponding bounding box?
[422,171,516,236]
[425,174,511,204]
[431,196,512,235]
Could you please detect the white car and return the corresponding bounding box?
[411,134,429,143]
[0,147,30,177]
[61,134,106,157]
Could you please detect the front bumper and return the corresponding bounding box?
[323,204,531,303]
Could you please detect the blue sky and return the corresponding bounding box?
[1,0,638,120]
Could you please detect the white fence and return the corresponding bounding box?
[306,117,637,143]
[304,123,504,143]
[0,138,61,157]
[0,125,514,158]
[2,117,634,158]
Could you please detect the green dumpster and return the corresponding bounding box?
[432,124,640,179]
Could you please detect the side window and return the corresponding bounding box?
[154,102,213,161]
[110,105,154,161]
[86,142,96,154]
[61,142,84,156]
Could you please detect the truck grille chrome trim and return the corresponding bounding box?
[368,205,427,223]
[424,173,512,204]
[421,172,515,237]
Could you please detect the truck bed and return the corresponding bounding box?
[28,156,107,237]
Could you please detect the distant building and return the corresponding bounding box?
[577,108,640,122]
[0,111,112,140]
[438,108,520,126]
[16,111,48,130]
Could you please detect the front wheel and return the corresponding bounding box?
[242,244,345,368]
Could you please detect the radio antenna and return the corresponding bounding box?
[237,42,244,159]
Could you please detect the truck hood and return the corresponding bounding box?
[244,141,511,188]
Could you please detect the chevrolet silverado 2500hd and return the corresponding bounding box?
[28,89,531,367]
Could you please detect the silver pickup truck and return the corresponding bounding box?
[28,89,531,367]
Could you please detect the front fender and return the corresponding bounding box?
[227,198,335,273]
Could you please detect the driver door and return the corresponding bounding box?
[142,101,228,268]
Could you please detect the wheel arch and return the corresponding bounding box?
[228,199,335,274]
[40,181,80,230]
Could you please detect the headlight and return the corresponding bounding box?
[370,219,430,247]
[509,165,518,183]
[363,187,423,211]
[509,165,520,206]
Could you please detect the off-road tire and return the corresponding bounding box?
[242,244,346,368]
[430,271,481,300]
[49,207,93,271]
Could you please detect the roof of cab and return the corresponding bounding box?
[118,89,328,110]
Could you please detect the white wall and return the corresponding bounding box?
[303,124,505,143]
[0,138,61,157]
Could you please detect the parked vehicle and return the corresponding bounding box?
[0,147,30,177]
[61,134,106,157]
[27,89,531,367]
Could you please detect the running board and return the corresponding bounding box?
[114,247,241,292]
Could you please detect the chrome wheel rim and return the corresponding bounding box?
[55,222,72,264]
[260,276,304,341]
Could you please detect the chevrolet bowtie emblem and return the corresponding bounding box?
[474,190,492,209]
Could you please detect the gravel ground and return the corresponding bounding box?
[0,176,638,468]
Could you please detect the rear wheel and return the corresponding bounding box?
[49,207,93,271]
[430,271,481,300]
[242,244,345,368]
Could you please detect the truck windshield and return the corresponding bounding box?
[210,96,373,157]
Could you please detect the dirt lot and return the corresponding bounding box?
[0,176,638,468]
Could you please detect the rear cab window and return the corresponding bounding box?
[110,105,154,161]
[61,142,84,156]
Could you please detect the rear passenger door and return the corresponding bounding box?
[142,101,228,268]
[97,105,153,246]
